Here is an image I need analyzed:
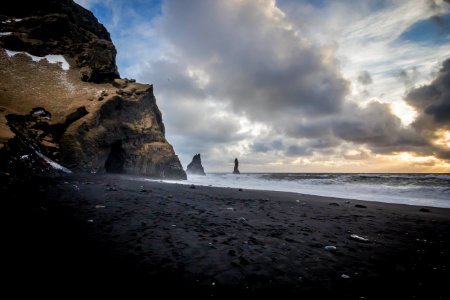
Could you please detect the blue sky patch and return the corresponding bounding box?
[398,13,450,45]
[89,3,113,24]
[85,0,163,76]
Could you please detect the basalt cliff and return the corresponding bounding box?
[0,0,186,179]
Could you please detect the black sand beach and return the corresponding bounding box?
[3,173,450,299]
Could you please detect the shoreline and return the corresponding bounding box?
[148,173,450,209]
[3,172,450,298]
[159,180,450,210]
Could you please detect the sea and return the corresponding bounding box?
[160,173,450,208]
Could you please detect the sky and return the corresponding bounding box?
[75,0,450,173]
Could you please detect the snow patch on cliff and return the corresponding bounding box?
[5,49,70,70]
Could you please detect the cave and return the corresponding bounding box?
[105,141,126,173]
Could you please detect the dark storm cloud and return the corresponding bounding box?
[251,134,339,157]
[331,102,426,151]
[407,57,450,125]
[286,144,312,157]
[285,119,332,139]
[308,136,341,149]
[403,57,450,159]
[250,127,343,159]
[278,98,430,157]
[157,0,349,120]
[357,71,372,85]
[252,139,284,153]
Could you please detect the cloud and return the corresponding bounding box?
[404,57,450,159]
[357,71,373,85]
[132,0,353,168]
[156,0,349,120]
[76,0,450,171]
[396,67,420,89]
[333,102,427,152]
[143,0,450,169]
[139,59,207,100]
[427,0,450,12]
[251,139,284,153]
[407,57,450,125]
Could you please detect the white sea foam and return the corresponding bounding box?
[5,49,70,70]
[35,151,72,173]
[0,32,12,36]
[155,173,450,208]
[2,19,22,23]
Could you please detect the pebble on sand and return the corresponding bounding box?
[341,274,350,279]
[139,186,149,193]
[350,234,370,243]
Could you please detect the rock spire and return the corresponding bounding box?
[233,158,240,174]
[186,153,206,175]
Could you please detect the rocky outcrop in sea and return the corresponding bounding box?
[186,153,206,176]
[0,0,186,179]
[233,158,240,174]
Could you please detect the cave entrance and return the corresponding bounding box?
[105,141,125,173]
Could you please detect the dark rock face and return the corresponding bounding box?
[186,154,206,176]
[0,0,186,180]
[0,0,119,82]
[60,82,186,179]
[4,106,88,159]
[233,158,240,174]
[0,106,77,179]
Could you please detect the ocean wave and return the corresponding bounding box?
[255,173,450,187]
[163,173,450,208]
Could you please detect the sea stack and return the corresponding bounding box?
[186,153,206,175]
[233,158,240,174]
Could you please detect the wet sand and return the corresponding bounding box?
[3,173,450,298]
